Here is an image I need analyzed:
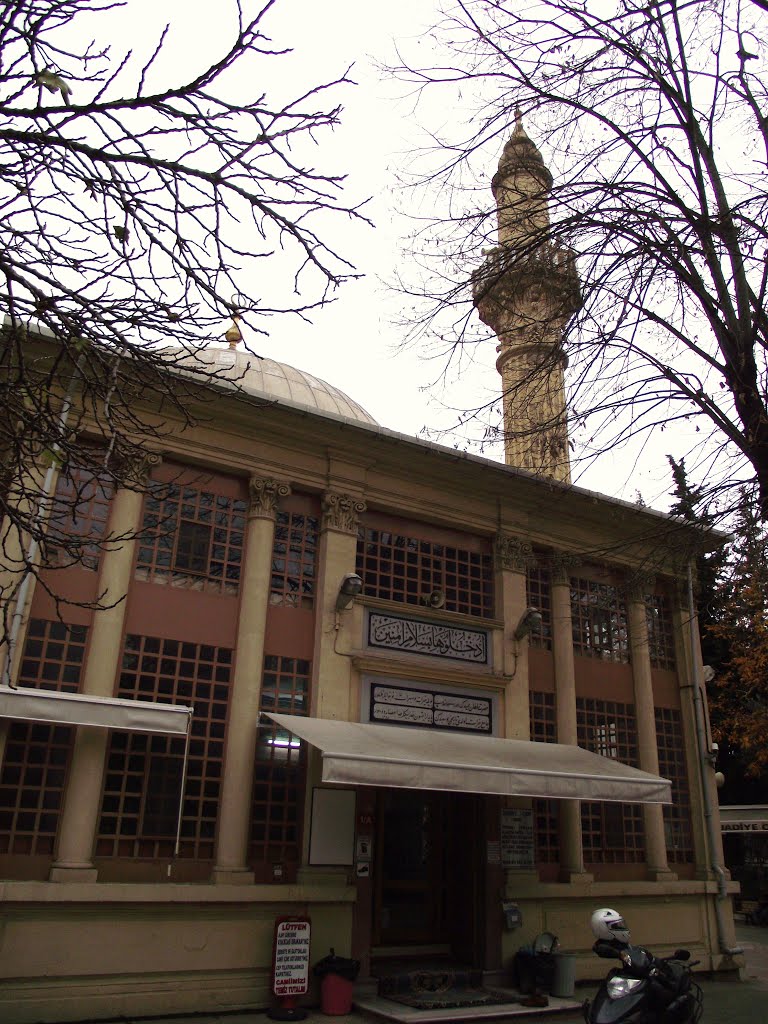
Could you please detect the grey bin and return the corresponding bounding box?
[550,953,576,998]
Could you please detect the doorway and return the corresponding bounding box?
[372,788,482,963]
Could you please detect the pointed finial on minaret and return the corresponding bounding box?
[514,105,523,130]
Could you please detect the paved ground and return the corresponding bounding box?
[83,921,768,1024]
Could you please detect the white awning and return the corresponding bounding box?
[264,713,672,804]
[719,805,768,833]
[0,686,193,735]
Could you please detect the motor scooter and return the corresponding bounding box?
[583,938,703,1024]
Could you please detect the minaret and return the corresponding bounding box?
[472,112,581,483]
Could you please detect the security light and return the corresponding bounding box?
[513,607,543,641]
[335,572,363,612]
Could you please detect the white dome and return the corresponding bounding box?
[195,346,378,426]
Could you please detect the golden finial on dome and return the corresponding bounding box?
[224,316,242,349]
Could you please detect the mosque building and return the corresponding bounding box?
[0,120,740,1023]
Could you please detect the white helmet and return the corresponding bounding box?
[590,908,630,945]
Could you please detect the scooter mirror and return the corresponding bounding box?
[673,949,690,961]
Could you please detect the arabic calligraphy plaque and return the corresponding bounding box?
[368,612,489,664]
[370,682,492,734]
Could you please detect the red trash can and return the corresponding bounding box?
[321,972,354,1015]
[314,950,359,1016]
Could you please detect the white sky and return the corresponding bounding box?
[94,0,688,510]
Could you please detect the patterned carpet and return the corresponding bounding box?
[377,969,520,1011]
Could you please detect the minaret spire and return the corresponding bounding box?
[472,115,580,482]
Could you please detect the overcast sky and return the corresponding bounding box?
[105,0,680,510]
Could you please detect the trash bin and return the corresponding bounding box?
[512,949,556,994]
[314,949,360,1015]
[551,952,576,998]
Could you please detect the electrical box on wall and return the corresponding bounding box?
[502,901,522,930]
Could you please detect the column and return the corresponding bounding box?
[297,491,365,886]
[495,535,539,906]
[495,535,533,737]
[312,491,366,723]
[671,580,716,879]
[213,477,290,884]
[50,453,160,881]
[627,575,676,880]
[550,553,591,882]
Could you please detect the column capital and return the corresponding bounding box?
[494,534,533,573]
[120,449,162,487]
[248,477,291,520]
[322,491,366,534]
[550,552,581,585]
[626,570,656,603]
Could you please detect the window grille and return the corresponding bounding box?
[526,563,552,650]
[47,463,113,570]
[577,697,644,863]
[0,619,87,855]
[270,511,319,608]
[646,594,676,670]
[356,528,494,617]
[529,691,558,863]
[655,707,693,863]
[250,655,310,874]
[97,635,232,860]
[135,483,246,595]
[571,577,629,663]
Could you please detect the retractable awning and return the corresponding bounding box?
[264,712,672,804]
[0,686,193,735]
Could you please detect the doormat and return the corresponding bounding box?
[382,988,520,1011]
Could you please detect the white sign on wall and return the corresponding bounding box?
[501,808,535,868]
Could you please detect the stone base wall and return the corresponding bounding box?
[0,882,355,1024]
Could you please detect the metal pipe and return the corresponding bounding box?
[687,562,743,957]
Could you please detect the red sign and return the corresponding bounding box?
[272,917,311,997]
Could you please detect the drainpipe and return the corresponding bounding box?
[1,355,83,689]
[687,562,743,957]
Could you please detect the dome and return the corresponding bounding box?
[195,345,378,426]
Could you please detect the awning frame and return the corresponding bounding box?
[0,685,194,858]
[263,712,672,805]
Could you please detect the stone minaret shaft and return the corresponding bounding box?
[472,115,581,483]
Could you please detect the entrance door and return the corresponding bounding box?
[373,789,482,961]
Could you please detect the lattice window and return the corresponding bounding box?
[530,691,558,863]
[270,511,319,608]
[96,635,232,860]
[577,697,644,863]
[646,594,676,670]
[571,577,629,663]
[526,563,552,650]
[356,528,494,618]
[250,655,310,873]
[135,483,246,595]
[655,707,693,863]
[47,462,113,570]
[0,619,87,855]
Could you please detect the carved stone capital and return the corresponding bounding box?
[494,534,533,573]
[121,450,162,487]
[322,492,366,534]
[626,570,657,603]
[549,552,581,586]
[249,477,291,520]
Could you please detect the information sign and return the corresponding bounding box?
[501,808,535,868]
[272,917,311,998]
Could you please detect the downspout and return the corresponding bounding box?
[1,355,84,689]
[687,561,743,957]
